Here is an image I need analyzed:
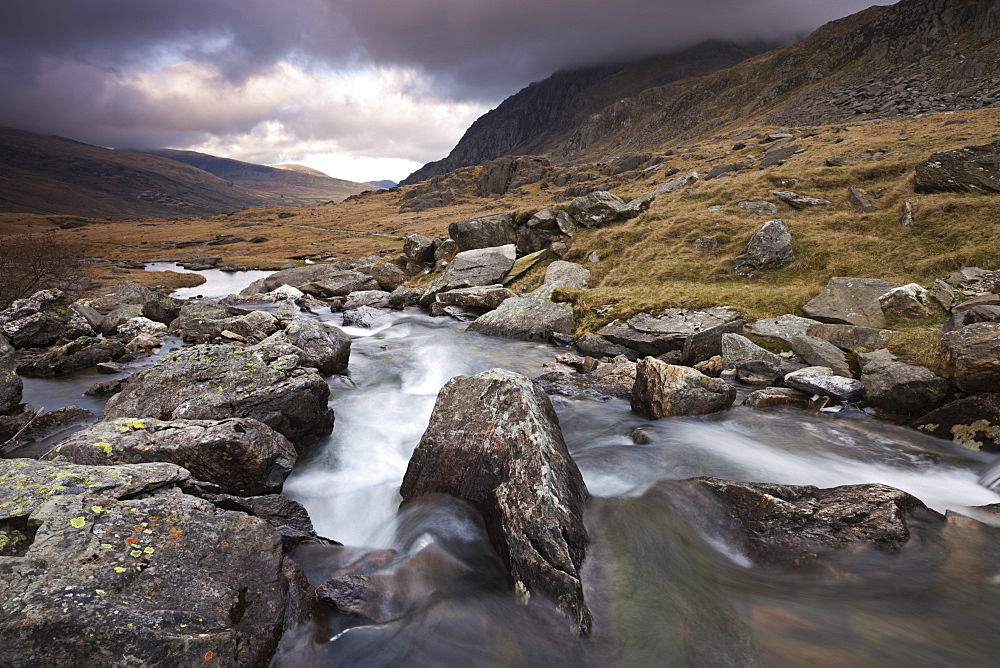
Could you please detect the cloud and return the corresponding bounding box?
[0,0,892,170]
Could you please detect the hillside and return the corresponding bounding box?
[0,127,269,219]
[135,149,374,205]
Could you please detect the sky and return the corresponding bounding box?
[0,1,891,183]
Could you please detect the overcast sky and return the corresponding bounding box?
[0,1,890,182]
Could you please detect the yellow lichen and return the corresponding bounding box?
[69,517,86,529]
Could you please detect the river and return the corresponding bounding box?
[17,267,1000,666]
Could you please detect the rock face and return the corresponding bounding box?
[802,277,901,328]
[399,369,591,635]
[598,308,742,356]
[467,285,574,342]
[916,393,1000,452]
[42,417,297,496]
[104,344,334,448]
[16,336,126,378]
[858,349,952,416]
[449,212,517,251]
[0,459,311,667]
[914,139,1000,194]
[733,219,794,276]
[631,358,736,419]
[0,289,94,349]
[937,322,1000,393]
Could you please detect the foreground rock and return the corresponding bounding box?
[467,285,574,342]
[0,459,312,666]
[858,349,952,416]
[631,358,736,419]
[802,277,901,328]
[914,139,1000,194]
[400,369,591,635]
[916,393,1000,452]
[937,322,1000,393]
[598,308,742,356]
[733,219,794,276]
[42,417,297,496]
[104,344,334,448]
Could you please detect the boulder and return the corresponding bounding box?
[436,285,515,311]
[388,286,421,310]
[403,233,436,263]
[574,334,637,360]
[43,417,297,496]
[654,171,698,195]
[343,290,391,310]
[169,299,278,344]
[502,248,556,286]
[0,459,312,666]
[535,356,636,401]
[448,212,517,251]
[743,387,812,410]
[734,219,794,276]
[399,369,591,635]
[738,200,779,217]
[789,334,852,378]
[0,404,34,445]
[878,283,933,322]
[748,314,822,346]
[85,282,183,326]
[422,245,517,302]
[916,393,1000,452]
[567,191,633,228]
[261,319,351,375]
[104,344,334,448]
[937,322,1000,393]
[241,265,378,298]
[368,262,408,291]
[805,322,900,351]
[99,304,143,335]
[0,289,94,349]
[802,277,902,328]
[943,304,1000,332]
[858,349,952,416]
[544,261,590,289]
[631,358,736,419]
[342,305,391,329]
[118,316,168,343]
[770,190,832,209]
[914,139,1000,194]
[722,333,803,384]
[16,336,126,378]
[680,319,745,366]
[467,285,574,342]
[784,367,864,401]
[598,308,742,356]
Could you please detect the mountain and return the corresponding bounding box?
[401,40,777,185]
[404,0,1000,184]
[367,180,397,189]
[271,163,334,178]
[0,127,269,218]
[134,149,373,204]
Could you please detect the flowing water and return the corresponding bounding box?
[16,268,1000,666]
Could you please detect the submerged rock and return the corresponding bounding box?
[400,369,591,635]
[631,358,736,419]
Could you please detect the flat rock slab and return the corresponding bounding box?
[599,307,742,356]
[748,314,822,345]
[802,277,902,328]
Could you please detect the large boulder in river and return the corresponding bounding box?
[42,417,297,496]
[241,265,377,298]
[733,219,794,276]
[631,358,736,419]
[0,459,313,666]
[598,308,743,356]
[169,299,278,344]
[400,369,591,635]
[0,289,94,348]
[802,277,901,328]
[104,343,334,449]
[467,284,573,342]
[448,212,517,251]
[858,349,952,416]
[261,319,351,375]
[937,322,1000,393]
[16,336,127,378]
[916,393,1000,452]
[914,139,1000,194]
[422,245,518,303]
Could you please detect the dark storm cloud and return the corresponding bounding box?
[0,0,891,157]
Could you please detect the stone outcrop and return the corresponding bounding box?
[631,358,736,419]
[400,369,591,635]
[0,289,94,349]
[734,219,794,276]
[802,277,901,328]
[858,349,952,415]
[914,139,1000,194]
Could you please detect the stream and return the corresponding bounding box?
[19,267,1000,666]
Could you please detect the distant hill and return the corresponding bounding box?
[0,127,268,218]
[135,149,372,205]
[367,180,397,189]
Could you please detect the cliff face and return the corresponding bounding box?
[401,41,772,185]
[405,0,1000,184]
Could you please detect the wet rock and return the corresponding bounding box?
[0,404,34,445]
[104,343,334,449]
[770,190,832,209]
[342,305,391,329]
[686,478,934,564]
[802,277,902,328]
[206,494,320,548]
[343,290,391,310]
[400,369,591,635]
[598,308,742,356]
[858,349,952,416]
[748,314,822,346]
[544,261,590,289]
[436,285,515,311]
[878,283,933,322]
[368,262,408,291]
[914,139,1000,194]
[0,461,313,666]
[0,289,94,349]
[937,322,1000,393]
[429,303,480,321]
[916,394,1000,452]
[169,299,278,344]
[423,245,517,302]
[16,336,126,378]
[388,286,421,310]
[1,360,23,414]
[0,406,99,457]
[738,200,779,217]
[243,266,378,299]
[260,319,350,375]
[403,233,436,264]
[680,319,745,366]
[631,358,736,419]
[785,367,864,401]
[734,219,794,276]
[805,322,900,351]
[789,334,852,378]
[567,191,635,228]
[43,417,297,496]
[449,212,517,251]
[467,285,574,342]
[743,387,812,409]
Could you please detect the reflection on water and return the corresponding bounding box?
[144,262,273,299]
